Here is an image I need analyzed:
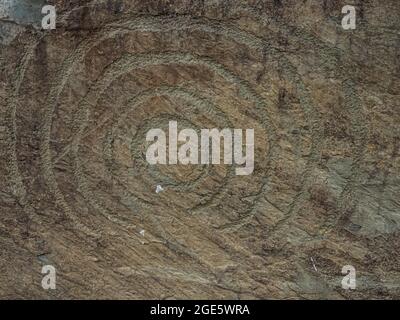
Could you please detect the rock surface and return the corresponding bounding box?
[0,0,399,299]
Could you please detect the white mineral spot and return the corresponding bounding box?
[139,229,145,237]
[155,185,164,193]
[310,257,318,272]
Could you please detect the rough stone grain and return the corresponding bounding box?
[0,0,399,299]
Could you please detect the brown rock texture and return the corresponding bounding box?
[0,0,399,299]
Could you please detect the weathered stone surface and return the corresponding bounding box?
[0,0,399,299]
